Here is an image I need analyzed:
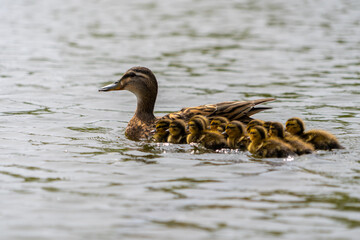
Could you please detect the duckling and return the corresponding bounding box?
[152,119,171,142]
[209,116,229,133]
[99,66,275,140]
[187,117,226,150]
[187,117,206,144]
[285,117,344,150]
[199,131,227,150]
[167,119,187,144]
[225,121,249,150]
[248,126,295,158]
[269,122,314,155]
[246,119,265,133]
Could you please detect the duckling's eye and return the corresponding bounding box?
[188,124,196,127]
[156,125,166,129]
[226,126,235,129]
[170,125,178,129]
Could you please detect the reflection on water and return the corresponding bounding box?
[0,0,360,239]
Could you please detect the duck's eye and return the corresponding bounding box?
[188,124,196,127]
[170,125,178,129]
[226,126,235,129]
[124,72,136,78]
[156,125,166,129]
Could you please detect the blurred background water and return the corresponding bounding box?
[0,0,359,239]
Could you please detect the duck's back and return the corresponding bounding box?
[257,139,295,158]
[284,135,314,155]
[302,129,344,150]
[161,99,274,124]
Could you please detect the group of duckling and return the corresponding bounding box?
[152,116,343,158]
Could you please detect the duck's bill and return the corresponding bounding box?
[98,83,118,92]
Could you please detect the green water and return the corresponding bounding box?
[0,0,359,239]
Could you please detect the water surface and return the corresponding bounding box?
[0,0,359,239]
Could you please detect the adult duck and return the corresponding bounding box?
[99,66,275,140]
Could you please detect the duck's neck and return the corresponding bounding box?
[134,94,156,123]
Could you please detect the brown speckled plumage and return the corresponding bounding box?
[99,66,275,140]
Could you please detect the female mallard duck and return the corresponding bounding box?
[285,117,344,150]
[209,116,229,133]
[187,117,226,150]
[248,126,295,158]
[167,119,187,144]
[99,66,275,140]
[152,119,171,142]
[269,121,314,155]
[225,121,249,150]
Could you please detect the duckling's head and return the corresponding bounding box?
[188,117,206,135]
[263,121,272,132]
[169,119,186,137]
[269,122,285,138]
[210,116,229,131]
[285,117,304,136]
[246,119,265,132]
[155,119,171,135]
[249,126,267,142]
[225,121,245,138]
[193,115,210,129]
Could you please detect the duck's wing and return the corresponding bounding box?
[161,98,274,123]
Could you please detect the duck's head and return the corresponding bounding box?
[269,122,285,138]
[249,126,267,142]
[246,119,264,132]
[210,116,229,131]
[188,117,206,135]
[169,119,186,137]
[225,120,245,138]
[99,66,158,95]
[155,119,171,136]
[99,66,158,119]
[285,117,304,136]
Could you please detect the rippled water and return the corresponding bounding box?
[1,0,360,239]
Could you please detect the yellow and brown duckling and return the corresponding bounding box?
[152,119,171,142]
[99,66,274,140]
[248,126,295,158]
[167,119,187,144]
[285,117,344,150]
[269,122,314,155]
[187,116,226,150]
[187,117,207,144]
[209,116,229,133]
[225,121,249,150]
[246,119,265,133]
